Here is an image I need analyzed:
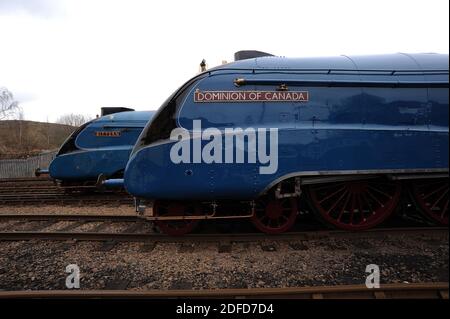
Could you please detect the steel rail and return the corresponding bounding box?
[0,195,130,200]
[0,178,53,184]
[0,194,133,205]
[0,214,140,222]
[0,227,446,243]
[0,282,447,299]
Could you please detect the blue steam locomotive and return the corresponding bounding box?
[49,108,155,186]
[119,53,448,234]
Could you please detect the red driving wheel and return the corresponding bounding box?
[307,179,401,231]
[153,200,200,236]
[411,179,448,226]
[251,197,298,234]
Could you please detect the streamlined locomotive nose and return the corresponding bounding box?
[49,110,155,184]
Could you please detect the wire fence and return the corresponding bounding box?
[0,151,56,178]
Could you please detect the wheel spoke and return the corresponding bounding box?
[318,186,347,204]
[325,189,349,215]
[357,193,365,222]
[366,189,385,207]
[337,191,352,222]
[431,189,448,210]
[361,192,375,214]
[368,185,393,199]
[441,200,449,218]
[349,194,356,225]
[423,183,447,200]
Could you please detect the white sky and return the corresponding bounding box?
[0,0,448,122]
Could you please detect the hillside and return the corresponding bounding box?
[0,120,76,159]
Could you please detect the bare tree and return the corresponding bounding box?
[0,87,21,120]
[56,113,92,127]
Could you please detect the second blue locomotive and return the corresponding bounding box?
[50,107,155,186]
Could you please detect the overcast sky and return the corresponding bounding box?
[0,0,449,122]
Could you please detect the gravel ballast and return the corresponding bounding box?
[0,231,447,291]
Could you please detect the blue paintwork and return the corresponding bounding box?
[50,111,155,181]
[124,53,449,200]
[76,112,152,149]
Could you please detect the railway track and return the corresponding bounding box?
[0,217,446,242]
[0,193,133,205]
[0,214,138,222]
[0,282,447,299]
[0,186,100,194]
[0,186,58,193]
[0,177,53,183]
[0,178,55,189]
[0,177,132,205]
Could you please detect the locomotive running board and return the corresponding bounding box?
[141,214,254,221]
[388,173,449,180]
[136,200,255,221]
[262,169,449,191]
[290,173,448,185]
[299,174,380,185]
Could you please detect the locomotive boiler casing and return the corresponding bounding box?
[49,110,155,182]
[124,53,449,200]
